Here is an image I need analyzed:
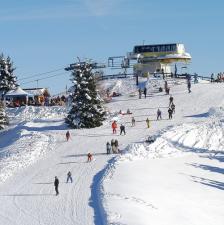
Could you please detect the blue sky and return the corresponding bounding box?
[0,0,223,94]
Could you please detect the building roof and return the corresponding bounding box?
[5,87,34,97]
[23,88,50,97]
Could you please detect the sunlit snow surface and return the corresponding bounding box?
[0,106,67,182]
[0,78,224,225]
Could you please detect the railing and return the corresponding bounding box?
[97,72,212,81]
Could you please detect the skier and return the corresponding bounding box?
[171,103,175,114]
[169,95,174,106]
[157,108,162,120]
[120,124,126,135]
[54,176,59,196]
[143,87,147,98]
[146,118,150,128]
[66,131,70,141]
[187,80,191,93]
[131,117,135,126]
[168,108,173,119]
[66,171,73,183]
[112,121,117,134]
[138,88,142,99]
[106,142,111,154]
[87,153,93,162]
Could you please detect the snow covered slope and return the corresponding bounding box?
[0,78,224,225]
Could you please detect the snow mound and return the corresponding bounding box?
[6,106,67,123]
[101,77,137,95]
[208,107,224,118]
[0,128,56,183]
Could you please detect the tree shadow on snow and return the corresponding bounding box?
[184,112,209,118]
[33,182,53,185]
[187,163,224,175]
[0,193,54,197]
[189,175,224,191]
[199,153,224,163]
[62,152,107,158]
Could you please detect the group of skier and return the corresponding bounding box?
[138,87,147,99]
[111,121,126,135]
[54,171,73,196]
[106,139,120,154]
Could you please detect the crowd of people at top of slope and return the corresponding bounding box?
[210,72,224,82]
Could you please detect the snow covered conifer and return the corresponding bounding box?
[0,54,18,98]
[66,62,106,128]
[0,100,8,129]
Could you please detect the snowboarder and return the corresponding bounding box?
[138,89,142,99]
[146,118,150,128]
[131,117,135,126]
[143,87,147,98]
[168,108,173,119]
[171,103,175,114]
[120,124,126,135]
[157,108,162,120]
[66,131,70,141]
[87,153,93,162]
[106,142,111,154]
[169,95,174,106]
[187,80,191,93]
[66,171,73,183]
[54,176,59,196]
[112,121,117,134]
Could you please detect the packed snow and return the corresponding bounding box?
[0,77,224,225]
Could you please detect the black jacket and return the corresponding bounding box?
[54,178,59,187]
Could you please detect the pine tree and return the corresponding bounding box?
[0,53,18,98]
[66,62,106,128]
[0,100,8,129]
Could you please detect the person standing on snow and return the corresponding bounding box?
[168,108,173,119]
[66,171,73,183]
[66,131,71,141]
[157,108,162,120]
[106,142,111,154]
[87,153,93,162]
[211,73,214,83]
[112,121,117,134]
[138,89,142,99]
[120,124,126,135]
[169,95,174,106]
[146,118,150,128]
[131,117,136,126]
[143,87,147,98]
[114,139,119,153]
[187,80,191,93]
[54,176,59,196]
